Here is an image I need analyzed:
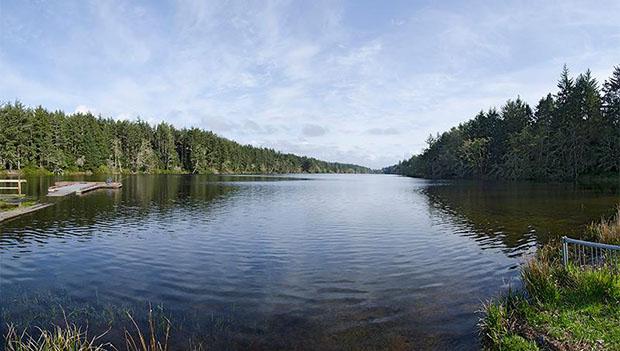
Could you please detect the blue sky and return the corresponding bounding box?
[1,1,619,168]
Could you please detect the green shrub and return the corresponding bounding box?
[93,165,112,175]
[20,166,52,176]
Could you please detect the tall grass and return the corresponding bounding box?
[520,245,561,305]
[478,291,523,347]
[587,205,620,245]
[4,308,173,351]
[4,323,109,351]
[124,307,171,351]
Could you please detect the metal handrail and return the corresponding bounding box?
[562,236,620,268]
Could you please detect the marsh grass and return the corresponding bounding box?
[587,205,620,245]
[124,307,171,351]
[520,246,562,305]
[4,307,176,351]
[478,290,523,347]
[4,319,109,351]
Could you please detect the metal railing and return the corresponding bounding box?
[562,236,620,269]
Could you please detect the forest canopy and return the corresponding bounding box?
[0,103,371,175]
[384,65,620,181]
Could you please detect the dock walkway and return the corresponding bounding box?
[47,181,122,197]
[0,203,54,222]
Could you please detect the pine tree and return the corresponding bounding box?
[601,66,620,172]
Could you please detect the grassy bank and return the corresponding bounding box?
[480,207,620,350]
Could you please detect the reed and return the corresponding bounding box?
[3,308,173,351]
[4,323,109,351]
[587,205,620,245]
[124,307,171,351]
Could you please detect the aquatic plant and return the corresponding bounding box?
[124,307,170,351]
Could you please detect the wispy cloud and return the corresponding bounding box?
[302,124,328,137]
[1,0,619,168]
[366,127,400,136]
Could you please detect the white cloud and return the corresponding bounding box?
[74,105,96,115]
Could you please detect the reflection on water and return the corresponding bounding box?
[0,175,618,350]
[422,180,619,256]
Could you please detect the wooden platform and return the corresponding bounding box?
[0,203,54,223]
[47,181,122,197]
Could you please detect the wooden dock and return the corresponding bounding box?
[47,181,122,197]
[0,203,54,223]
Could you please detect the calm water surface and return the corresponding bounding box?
[1,174,618,350]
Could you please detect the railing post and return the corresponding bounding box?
[562,236,568,268]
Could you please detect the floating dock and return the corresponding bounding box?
[47,181,122,197]
[0,203,54,223]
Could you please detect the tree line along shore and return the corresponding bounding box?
[384,65,620,182]
[0,103,371,176]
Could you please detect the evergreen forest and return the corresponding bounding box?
[384,65,620,181]
[0,103,370,175]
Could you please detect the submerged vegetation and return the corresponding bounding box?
[0,103,370,175]
[480,208,620,350]
[385,65,620,181]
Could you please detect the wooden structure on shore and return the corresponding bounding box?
[0,179,27,197]
[47,181,122,197]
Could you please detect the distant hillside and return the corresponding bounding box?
[0,102,371,175]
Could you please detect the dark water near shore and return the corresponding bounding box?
[1,174,618,350]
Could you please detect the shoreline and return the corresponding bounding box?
[2,169,375,177]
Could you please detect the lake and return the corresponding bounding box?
[1,174,618,350]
